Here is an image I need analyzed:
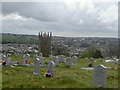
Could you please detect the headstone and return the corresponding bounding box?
[51,56,59,66]
[89,58,94,67]
[6,54,13,67]
[33,58,40,76]
[66,57,72,69]
[58,55,65,63]
[72,56,78,65]
[94,65,107,88]
[47,61,55,76]
[39,53,43,57]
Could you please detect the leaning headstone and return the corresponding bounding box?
[47,61,55,77]
[66,57,72,69]
[33,58,40,76]
[72,56,78,65]
[94,65,107,88]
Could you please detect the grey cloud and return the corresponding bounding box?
[2,2,118,37]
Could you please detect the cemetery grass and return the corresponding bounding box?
[2,57,118,88]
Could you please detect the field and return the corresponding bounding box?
[2,55,118,88]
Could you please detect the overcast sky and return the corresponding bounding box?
[1,1,118,37]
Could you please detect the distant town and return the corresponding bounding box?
[1,33,118,58]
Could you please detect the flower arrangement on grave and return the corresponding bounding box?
[2,60,6,68]
[88,63,92,67]
[44,71,52,77]
[24,59,31,64]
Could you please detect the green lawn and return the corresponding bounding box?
[2,56,118,88]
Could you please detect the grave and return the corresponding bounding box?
[66,57,72,69]
[47,61,55,76]
[33,58,40,76]
[94,65,107,88]
[25,54,30,64]
[51,56,59,66]
[89,58,94,67]
[58,55,65,63]
[72,56,78,65]
[6,54,14,68]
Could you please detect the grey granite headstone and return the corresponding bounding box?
[33,58,40,76]
[94,65,107,88]
[51,56,59,66]
[72,56,78,65]
[47,61,55,76]
[66,57,72,69]
[58,55,65,63]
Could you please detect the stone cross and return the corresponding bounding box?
[6,54,12,67]
[72,56,78,65]
[47,61,55,76]
[33,58,40,76]
[66,57,72,69]
[94,65,107,88]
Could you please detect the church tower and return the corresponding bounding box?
[38,32,52,57]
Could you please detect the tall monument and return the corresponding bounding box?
[38,32,52,57]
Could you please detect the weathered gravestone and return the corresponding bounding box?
[33,58,40,76]
[66,57,72,69]
[51,56,59,66]
[94,65,107,88]
[58,55,65,63]
[72,56,78,65]
[6,54,13,67]
[89,58,94,67]
[47,61,55,76]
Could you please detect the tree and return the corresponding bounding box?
[93,49,103,58]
